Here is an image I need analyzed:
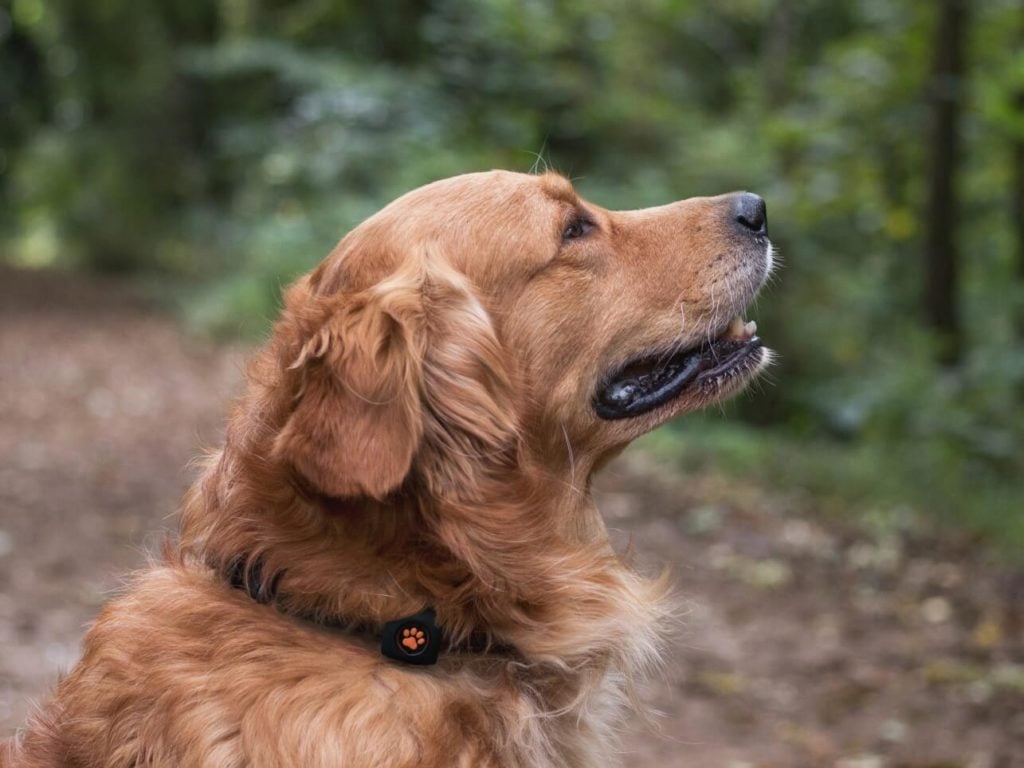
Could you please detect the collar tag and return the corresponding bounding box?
[380,608,442,666]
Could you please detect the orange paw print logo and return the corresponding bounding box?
[400,626,428,654]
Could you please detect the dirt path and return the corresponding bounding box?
[1,268,1021,767]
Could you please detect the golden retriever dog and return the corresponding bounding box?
[4,171,772,767]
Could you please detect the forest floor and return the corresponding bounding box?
[1,267,1021,767]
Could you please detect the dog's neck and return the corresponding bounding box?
[177,389,668,678]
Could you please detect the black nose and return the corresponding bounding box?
[733,193,767,236]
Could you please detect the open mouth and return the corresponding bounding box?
[594,317,765,420]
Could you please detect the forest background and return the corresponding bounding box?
[2,0,1022,548]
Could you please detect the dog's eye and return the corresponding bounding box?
[562,217,594,242]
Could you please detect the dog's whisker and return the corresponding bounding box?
[560,424,581,498]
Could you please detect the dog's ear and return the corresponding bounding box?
[418,264,518,494]
[272,255,516,500]
[273,265,427,500]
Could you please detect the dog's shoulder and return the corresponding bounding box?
[9,564,543,767]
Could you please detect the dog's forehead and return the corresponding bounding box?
[319,171,572,290]
[387,170,577,218]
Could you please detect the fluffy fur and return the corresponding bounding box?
[4,171,771,767]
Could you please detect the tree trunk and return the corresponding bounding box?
[1008,10,1024,346]
[1013,113,1024,349]
[923,0,968,365]
[762,1,793,109]
[1014,96,1024,287]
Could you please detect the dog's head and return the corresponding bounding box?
[271,171,772,501]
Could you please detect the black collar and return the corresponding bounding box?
[223,558,508,666]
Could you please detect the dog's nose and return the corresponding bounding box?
[732,193,767,236]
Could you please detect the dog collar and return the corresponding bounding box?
[224,558,446,666]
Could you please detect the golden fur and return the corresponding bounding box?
[5,171,771,767]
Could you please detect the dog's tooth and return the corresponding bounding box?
[726,317,745,338]
[744,320,757,336]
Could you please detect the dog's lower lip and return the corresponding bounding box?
[594,335,764,420]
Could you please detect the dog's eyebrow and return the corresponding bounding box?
[538,172,580,207]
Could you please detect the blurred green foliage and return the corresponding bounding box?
[1,0,1022,542]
